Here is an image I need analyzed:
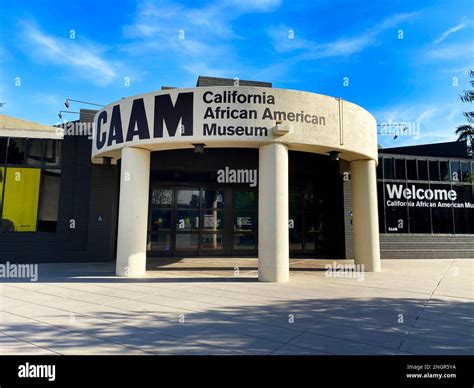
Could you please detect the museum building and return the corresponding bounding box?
[0,76,472,282]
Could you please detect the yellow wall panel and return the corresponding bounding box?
[2,167,41,232]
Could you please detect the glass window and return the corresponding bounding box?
[385,207,408,233]
[200,233,224,250]
[383,158,394,180]
[395,159,406,180]
[0,138,7,164]
[303,191,317,208]
[432,207,454,233]
[461,162,471,182]
[453,186,473,234]
[450,161,461,182]
[376,157,383,179]
[150,209,172,232]
[304,209,326,253]
[417,160,428,181]
[151,188,173,207]
[384,183,408,233]
[233,232,256,250]
[176,210,199,230]
[175,234,199,251]
[43,140,62,167]
[25,139,44,166]
[377,182,385,233]
[408,184,431,233]
[406,159,417,180]
[149,233,171,252]
[289,191,302,253]
[6,138,25,165]
[177,189,200,208]
[202,189,224,208]
[431,184,454,233]
[440,161,450,181]
[429,160,440,181]
[234,210,256,233]
[234,191,256,208]
[202,210,223,231]
[304,232,316,254]
[37,169,60,232]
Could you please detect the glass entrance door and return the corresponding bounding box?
[148,185,230,256]
[232,191,257,254]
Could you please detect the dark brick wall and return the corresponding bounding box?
[380,234,474,259]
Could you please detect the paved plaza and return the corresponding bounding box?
[0,258,472,355]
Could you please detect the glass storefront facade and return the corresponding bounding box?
[147,148,345,258]
[148,186,257,256]
[0,137,62,233]
[377,155,474,234]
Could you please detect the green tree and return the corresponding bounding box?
[455,68,474,156]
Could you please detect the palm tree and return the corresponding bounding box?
[456,69,474,156]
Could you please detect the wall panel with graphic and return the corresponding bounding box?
[0,137,61,233]
[377,155,474,235]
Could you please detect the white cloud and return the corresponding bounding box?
[434,23,465,44]
[268,12,418,59]
[21,22,119,86]
[374,102,466,147]
[122,0,282,77]
[426,41,474,61]
[182,62,235,78]
[125,0,281,38]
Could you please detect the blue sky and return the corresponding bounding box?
[0,0,473,147]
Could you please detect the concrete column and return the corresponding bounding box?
[116,147,150,277]
[258,143,289,282]
[350,159,381,272]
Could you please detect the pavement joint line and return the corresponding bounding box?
[0,290,315,345]
[1,296,192,340]
[269,329,331,355]
[431,292,474,300]
[24,278,193,300]
[269,320,400,355]
[395,259,456,354]
[1,282,436,321]
[0,305,245,355]
[196,280,429,302]
[282,280,435,297]
[154,283,293,305]
[0,309,155,356]
[98,291,314,335]
[0,329,61,355]
[0,304,287,356]
[5,281,158,300]
[2,259,472,355]
[4,281,210,311]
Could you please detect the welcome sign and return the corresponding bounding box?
[385,183,474,209]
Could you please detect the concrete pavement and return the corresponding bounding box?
[0,258,472,355]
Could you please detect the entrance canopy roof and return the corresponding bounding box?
[91,86,378,164]
[0,114,63,139]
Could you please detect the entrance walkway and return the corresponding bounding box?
[146,257,349,277]
[0,259,472,355]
